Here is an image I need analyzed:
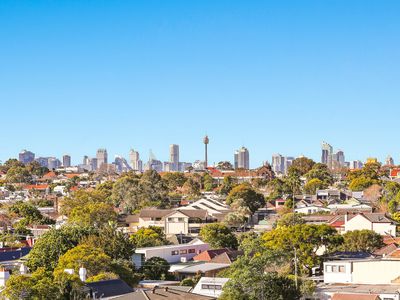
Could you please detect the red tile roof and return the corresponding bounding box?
[193,249,231,262]
[43,171,57,179]
[24,184,49,190]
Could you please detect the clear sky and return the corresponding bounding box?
[1,0,400,167]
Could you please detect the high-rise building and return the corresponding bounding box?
[385,155,395,166]
[234,147,250,169]
[169,144,179,171]
[284,156,295,174]
[48,157,61,170]
[349,160,363,170]
[114,156,131,173]
[321,142,333,165]
[144,159,163,172]
[272,154,285,174]
[83,155,90,165]
[90,158,98,171]
[129,149,142,172]
[35,157,49,168]
[19,150,35,164]
[62,155,71,167]
[96,149,108,169]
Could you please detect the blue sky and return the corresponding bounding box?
[1,0,399,167]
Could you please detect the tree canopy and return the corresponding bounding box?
[199,223,238,249]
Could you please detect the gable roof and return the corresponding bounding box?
[332,294,380,300]
[0,247,31,262]
[193,249,230,262]
[86,279,133,298]
[138,287,216,300]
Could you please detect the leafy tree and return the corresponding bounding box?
[2,267,80,300]
[6,166,32,183]
[285,168,303,194]
[304,178,326,194]
[80,222,135,260]
[54,244,113,278]
[25,161,49,177]
[86,272,119,283]
[289,157,315,176]
[216,161,234,170]
[275,213,305,228]
[199,223,238,249]
[162,172,187,191]
[203,173,214,191]
[349,177,376,191]
[266,178,288,201]
[9,201,54,226]
[224,206,251,227]
[130,226,170,248]
[27,226,95,271]
[220,252,300,300]
[112,170,169,212]
[69,202,117,227]
[226,184,265,213]
[61,189,111,216]
[142,257,170,280]
[305,163,333,185]
[181,177,201,196]
[341,230,384,253]
[237,232,265,255]
[95,180,114,202]
[263,224,343,275]
[219,176,237,195]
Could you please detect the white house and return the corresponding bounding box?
[135,209,212,235]
[295,205,330,215]
[132,239,209,268]
[344,213,397,236]
[192,277,230,298]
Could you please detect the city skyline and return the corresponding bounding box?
[1,1,400,166]
[8,139,398,170]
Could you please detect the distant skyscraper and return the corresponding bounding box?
[90,158,98,171]
[19,150,35,164]
[385,155,395,166]
[234,147,250,169]
[272,154,285,174]
[203,135,209,168]
[96,149,108,169]
[129,149,142,172]
[83,155,90,165]
[169,144,179,171]
[321,142,333,165]
[48,157,61,170]
[284,156,295,174]
[349,160,363,170]
[62,155,71,167]
[35,157,49,168]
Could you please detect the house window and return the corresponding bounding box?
[168,218,174,222]
[325,265,332,273]
[202,285,222,290]
[188,249,195,254]
[339,266,346,273]
[332,266,338,273]
[171,250,179,255]
[178,218,184,222]
[180,250,187,254]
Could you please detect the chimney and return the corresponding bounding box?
[64,269,74,275]
[19,263,28,275]
[79,266,87,282]
[0,268,10,287]
[344,212,349,223]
